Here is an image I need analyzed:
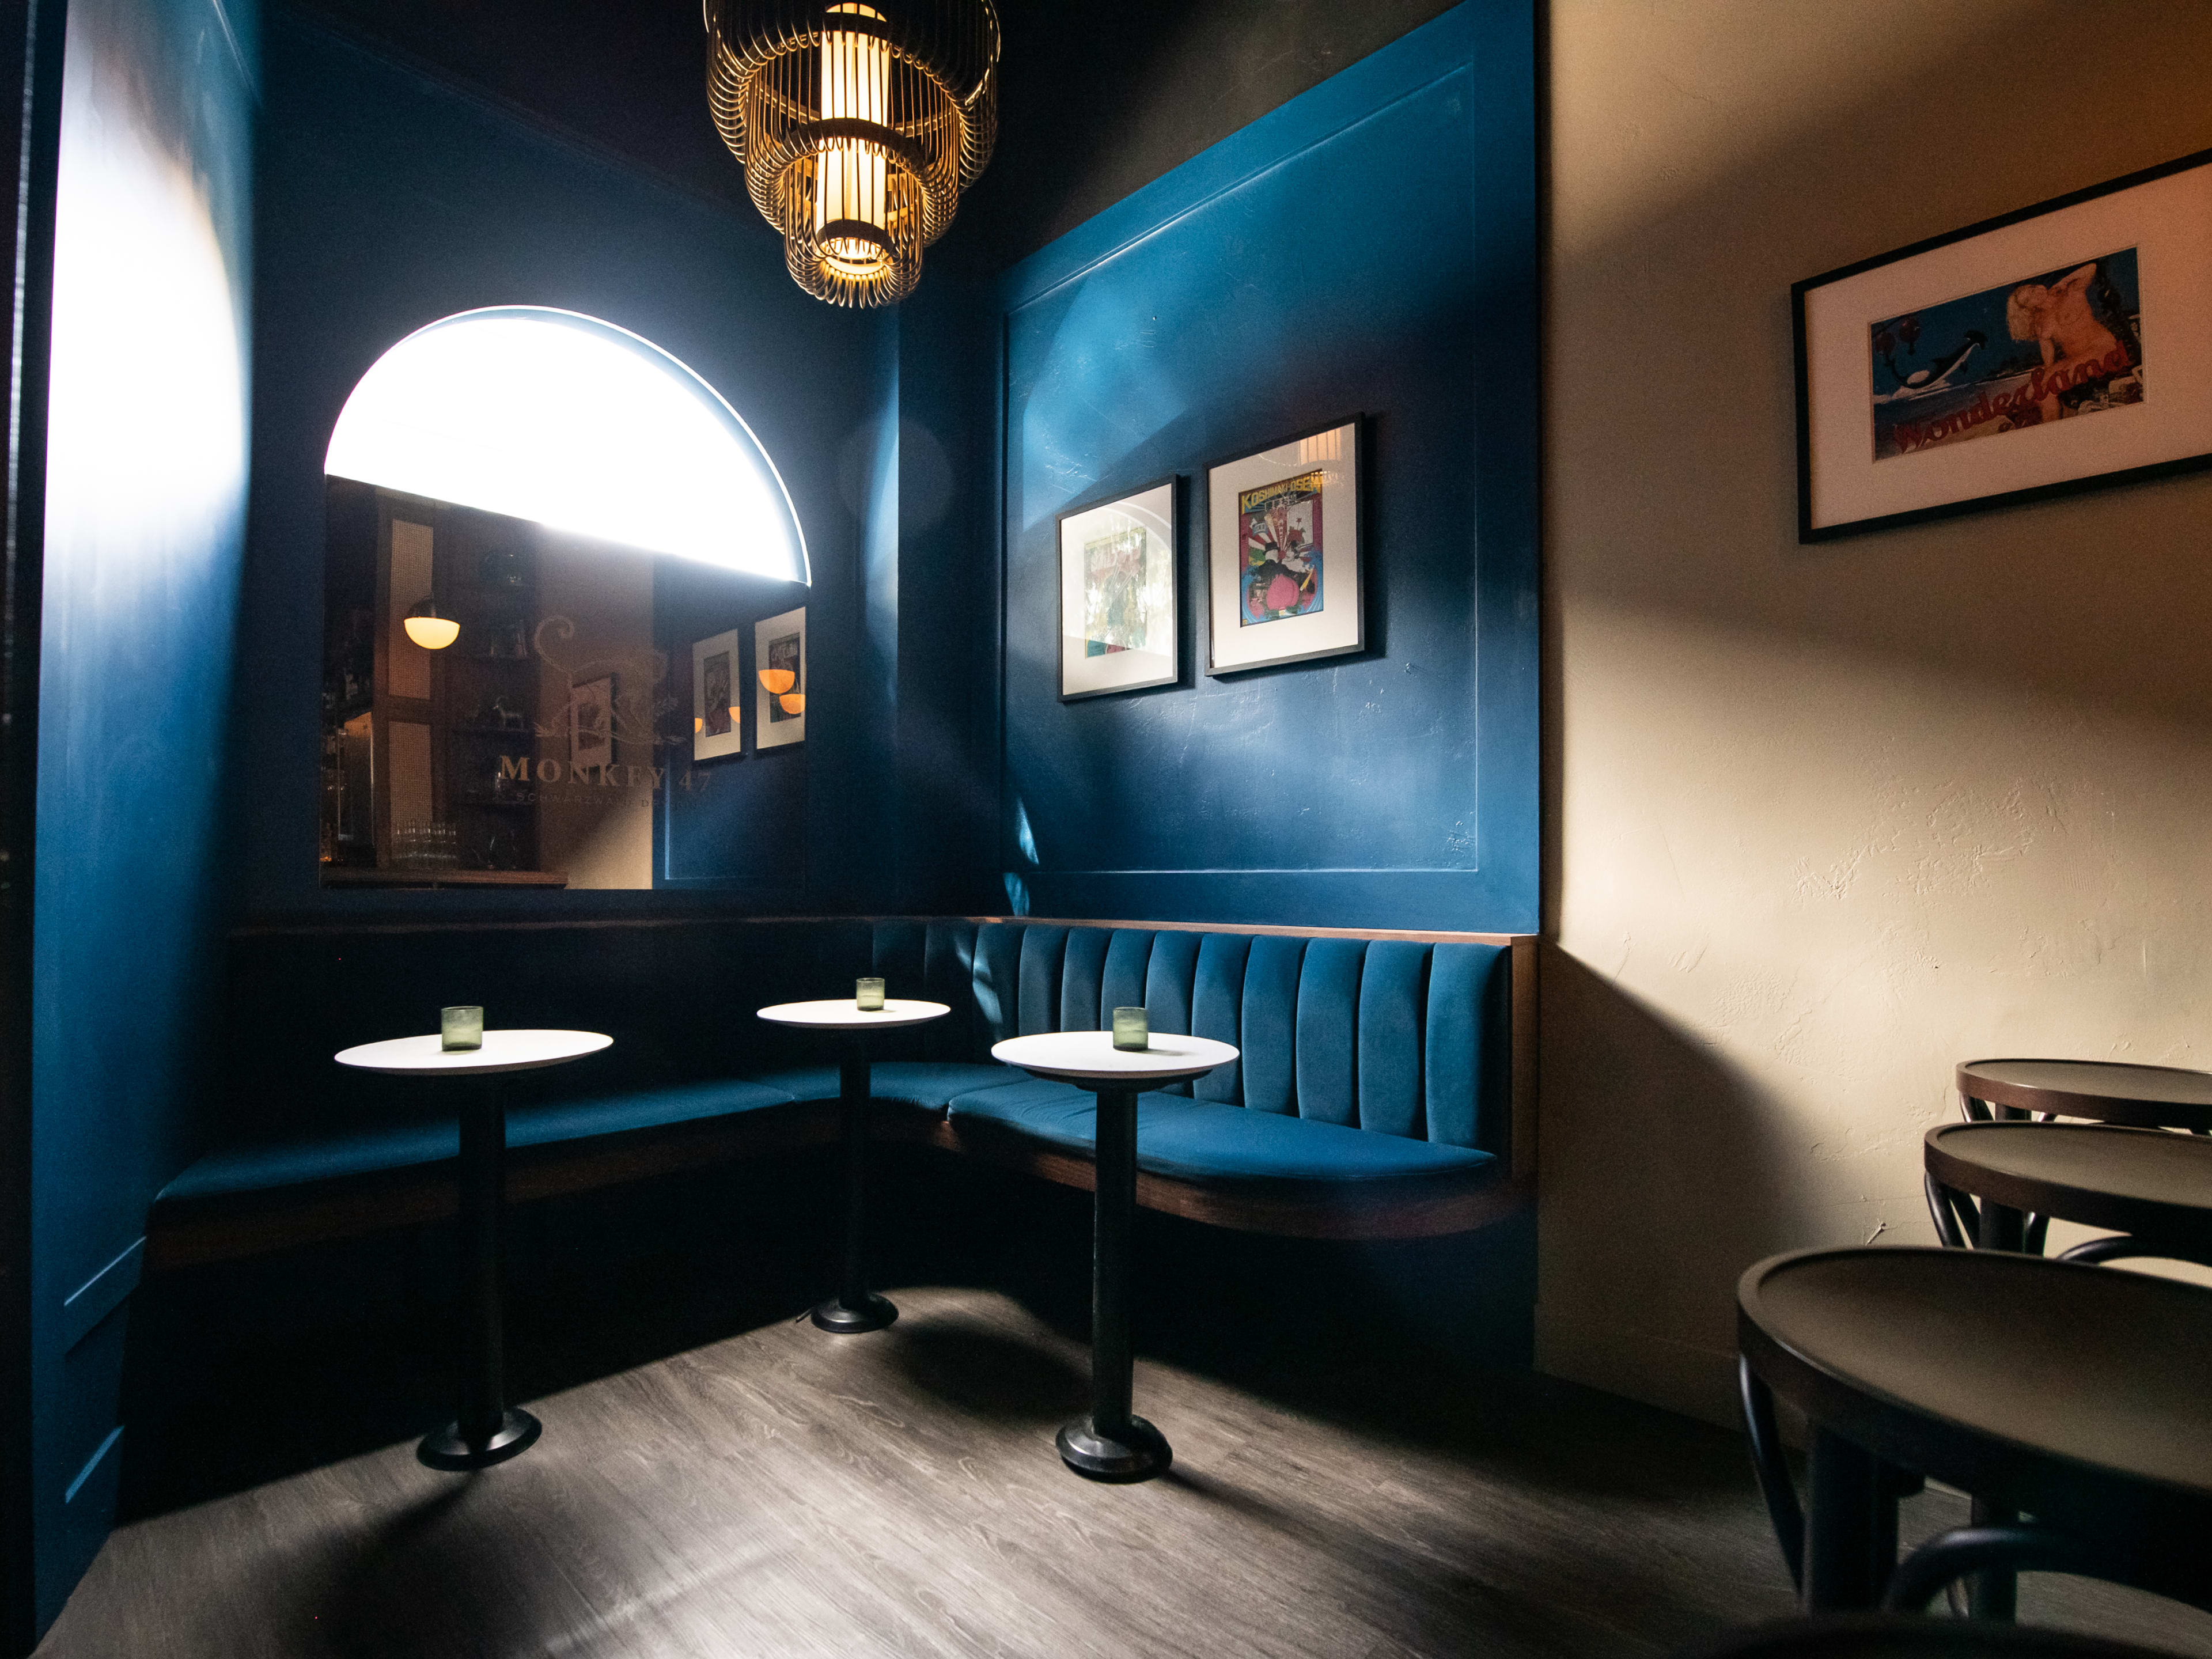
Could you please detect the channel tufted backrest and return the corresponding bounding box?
[918,919,1513,1161]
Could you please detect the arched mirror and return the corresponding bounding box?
[318,307,808,890]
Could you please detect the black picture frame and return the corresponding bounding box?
[1794,146,2212,543]
[1203,414,1366,676]
[1055,474,1183,702]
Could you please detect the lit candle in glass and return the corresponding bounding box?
[856,977,885,1012]
[1112,1006,1148,1051]
[441,1005,484,1051]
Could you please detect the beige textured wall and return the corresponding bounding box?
[1540,0,2212,1425]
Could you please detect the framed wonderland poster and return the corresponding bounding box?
[1057,476,1179,700]
[1206,417,1362,675]
[1796,147,2212,540]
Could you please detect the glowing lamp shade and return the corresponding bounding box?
[326,308,809,583]
[403,599,459,651]
[758,667,796,695]
[707,0,1000,308]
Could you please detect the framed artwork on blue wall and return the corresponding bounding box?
[1205,417,1363,675]
[1796,146,2212,540]
[755,605,806,748]
[1057,476,1180,700]
[691,628,743,762]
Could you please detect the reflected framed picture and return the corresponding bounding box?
[1057,476,1179,700]
[570,673,614,770]
[1796,146,2212,540]
[755,605,805,749]
[691,627,742,762]
[1206,417,1362,675]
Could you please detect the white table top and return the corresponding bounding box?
[756,998,950,1031]
[333,1029,612,1076]
[992,1030,1239,1085]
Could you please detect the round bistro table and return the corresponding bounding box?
[1737,1247,2212,1613]
[757,999,949,1334]
[1954,1059,2212,1132]
[1925,1120,2212,1267]
[990,1029,1239,1482]
[334,1028,611,1471]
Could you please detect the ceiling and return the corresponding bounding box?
[277,0,1459,274]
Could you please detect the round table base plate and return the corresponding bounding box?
[1058,1415,1171,1482]
[812,1293,897,1334]
[418,1408,541,1472]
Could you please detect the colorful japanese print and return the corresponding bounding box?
[1870,250,2141,461]
[1206,419,1362,675]
[1082,524,1153,656]
[1796,147,2212,539]
[1237,471,1324,624]
[1058,479,1178,700]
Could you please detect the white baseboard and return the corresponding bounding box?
[1535,1305,1741,1430]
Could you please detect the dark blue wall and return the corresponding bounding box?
[237,14,901,921]
[988,2,1538,932]
[30,0,257,1628]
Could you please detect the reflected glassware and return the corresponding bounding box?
[856,977,885,1012]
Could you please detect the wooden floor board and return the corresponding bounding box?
[36,1285,2212,1659]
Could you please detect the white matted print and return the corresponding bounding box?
[1058,478,1178,700]
[691,628,743,762]
[1206,418,1361,675]
[755,606,806,749]
[1797,148,2212,539]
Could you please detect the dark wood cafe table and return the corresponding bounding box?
[1925,1120,2212,1266]
[1737,1246,2212,1612]
[756,998,949,1334]
[990,1029,1239,1483]
[334,1028,611,1471]
[1954,1059,2212,1131]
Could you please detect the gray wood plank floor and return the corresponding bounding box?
[37,1286,2212,1658]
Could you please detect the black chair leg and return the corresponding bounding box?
[1739,1357,1802,1590]
[1803,1428,1894,1611]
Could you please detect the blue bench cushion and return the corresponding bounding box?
[743,1061,1028,1115]
[156,1078,800,1204]
[946,1081,1499,1187]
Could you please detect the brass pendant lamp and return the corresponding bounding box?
[705,0,1001,308]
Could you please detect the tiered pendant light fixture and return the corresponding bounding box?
[705,0,1001,308]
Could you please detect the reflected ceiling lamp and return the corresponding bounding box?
[706,0,1001,308]
[404,597,460,650]
[759,666,803,714]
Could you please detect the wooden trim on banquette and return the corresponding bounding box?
[972,915,1529,947]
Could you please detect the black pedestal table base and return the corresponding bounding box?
[418,1408,541,1471]
[815,1040,897,1334]
[419,1076,536,1471]
[1061,1085,1171,1482]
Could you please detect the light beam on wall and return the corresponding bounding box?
[325,307,810,583]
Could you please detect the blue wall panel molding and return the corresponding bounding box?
[30,0,257,1627]
[237,14,900,922]
[990,1,1538,934]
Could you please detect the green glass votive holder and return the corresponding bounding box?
[441,1005,483,1051]
[1112,1006,1149,1051]
[856,977,886,1012]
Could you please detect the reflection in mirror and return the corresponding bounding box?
[320,481,676,889]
